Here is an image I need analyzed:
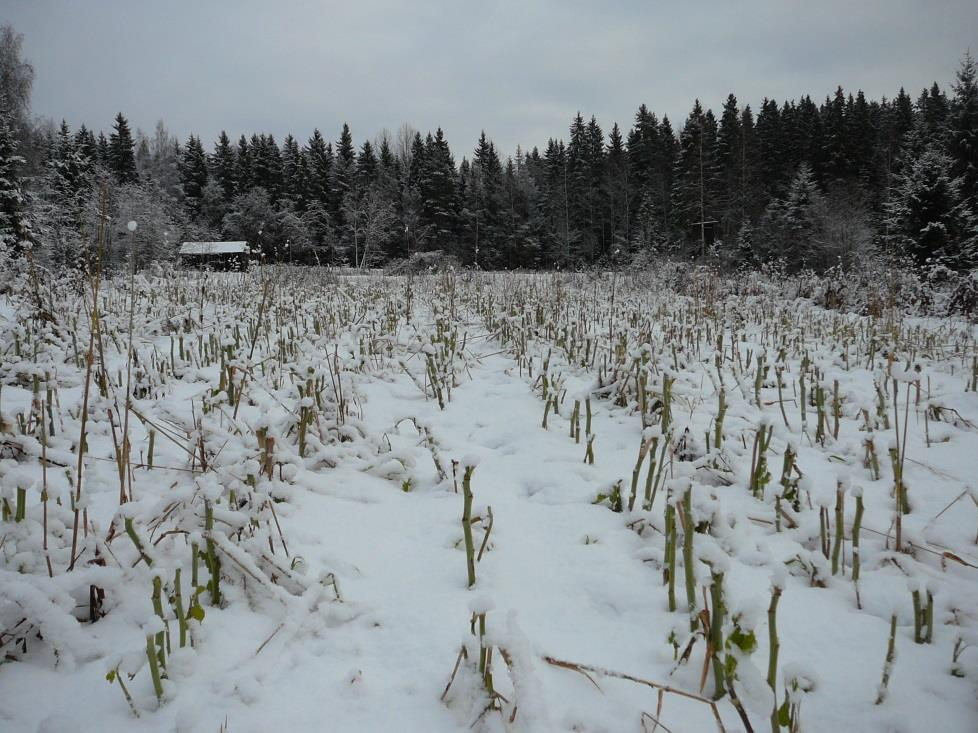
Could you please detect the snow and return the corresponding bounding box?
[1,268,977,732]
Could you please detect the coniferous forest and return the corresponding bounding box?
[1,23,977,276]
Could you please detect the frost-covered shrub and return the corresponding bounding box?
[386,250,461,275]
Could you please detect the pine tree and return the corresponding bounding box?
[108,112,138,183]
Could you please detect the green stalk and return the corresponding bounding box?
[665,493,677,612]
[151,576,167,667]
[709,567,726,699]
[174,568,188,648]
[925,590,934,644]
[832,380,841,440]
[768,585,782,733]
[713,389,726,455]
[204,502,221,606]
[462,465,477,588]
[145,634,164,703]
[832,484,845,575]
[642,436,661,510]
[14,486,25,522]
[680,485,698,630]
[852,490,864,583]
[875,614,898,705]
[912,588,922,643]
[125,517,153,566]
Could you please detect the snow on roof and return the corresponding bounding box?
[179,241,249,256]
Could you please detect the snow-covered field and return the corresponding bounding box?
[1,267,977,733]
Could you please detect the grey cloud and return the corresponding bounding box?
[4,0,977,157]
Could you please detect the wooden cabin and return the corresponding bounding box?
[178,241,250,271]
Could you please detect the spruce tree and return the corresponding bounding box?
[542,138,569,264]
[716,94,744,240]
[180,134,209,217]
[846,90,876,181]
[627,104,659,208]
[50,119,83,201]
[304,129,333,210]
[232,135,250,193]
[604,122,629,247]
[419,128,457,252]
[467,131,504,266]
[886,145,976,270]
[739,105,761,221]
[356,140,378,190]
[74,124,98,175]
[250,134,283,201]
[333,122,356,217]
[822,87,849,181]
[0,102,30,252]
[211,131,236,202]
[756,98,785,198]
[671,100,721,254]
[947,52,978,210]
[657,116,678,232]
[108,112,138,183]
[97,132,110,166]
[281,134,305,206]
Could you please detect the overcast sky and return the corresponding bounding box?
[4,1,977,158]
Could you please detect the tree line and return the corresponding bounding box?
[1,23,976,273]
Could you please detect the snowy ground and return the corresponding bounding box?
[1,267,977,732]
